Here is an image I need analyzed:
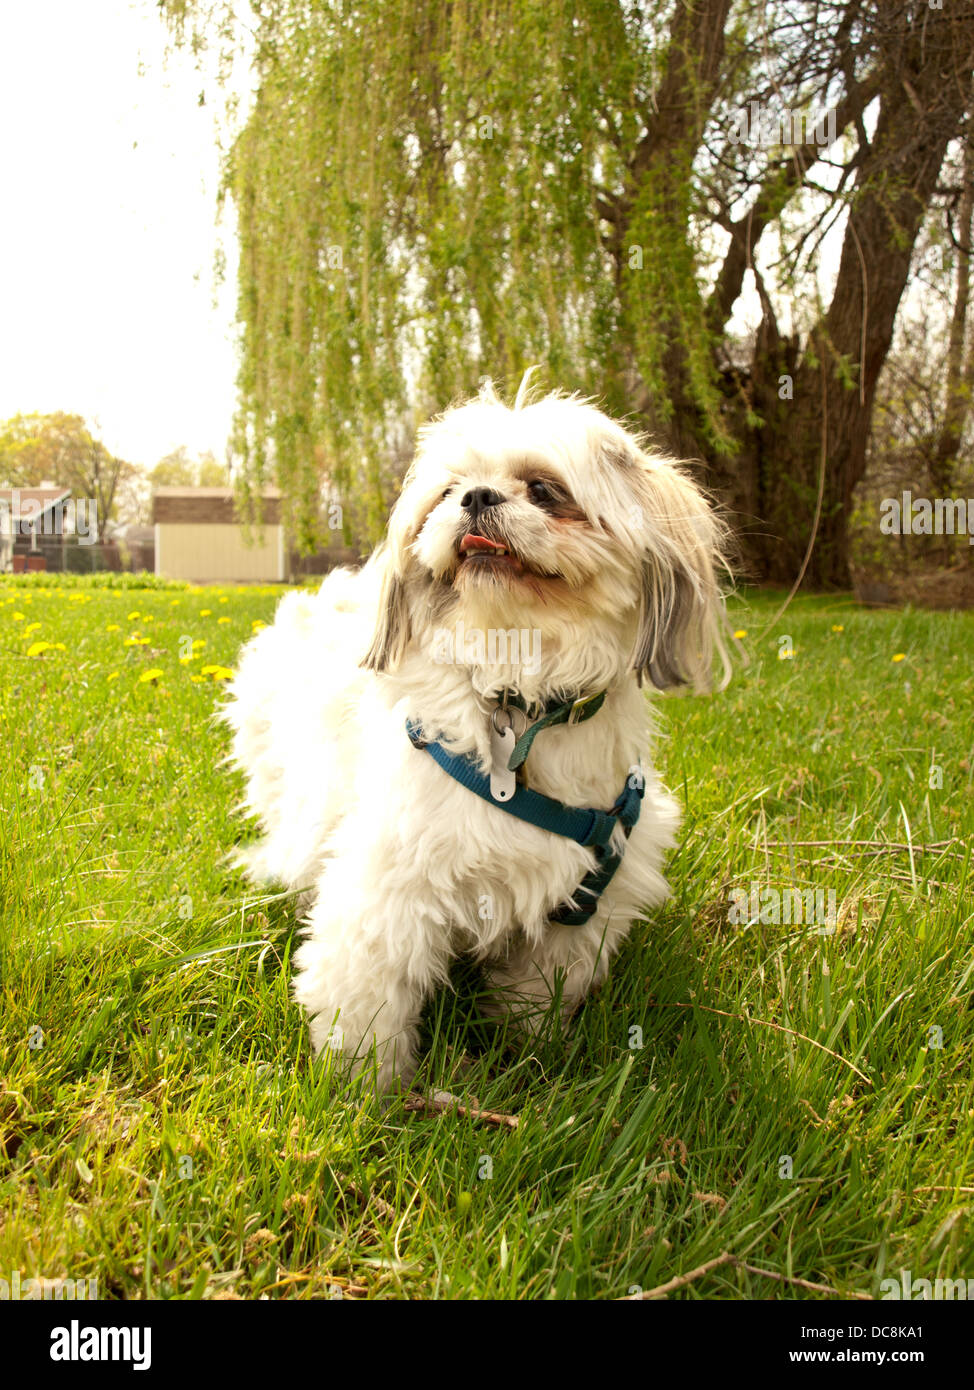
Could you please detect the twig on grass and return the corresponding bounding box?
[912,1185,974,1196]
[622,1252,873,1300]
[734,1260,873,1300]
[763,856,956,891]
[404,1090,519,1129]
[262,1271,368,1297]
[763,838,967,862]
[622,1251,736,1299]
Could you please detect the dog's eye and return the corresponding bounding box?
[441,485,454,500]
[527,479,560,507]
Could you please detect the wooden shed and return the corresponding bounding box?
[152,488,284,583]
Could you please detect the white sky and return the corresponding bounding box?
[0,0,242,472]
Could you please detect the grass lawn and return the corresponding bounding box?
[1,573,972,1300]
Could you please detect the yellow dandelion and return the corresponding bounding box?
[124,635,151,647]
[217,616,231,624]
[12,612,25,621]
[192,639,206,649]
[190,674,204,683]
[27,640,54,657]
[24,622,41,634]
[200,609,212,617]
[200,664,234,680]
[127,611,141,621]
[733,629,747,639]
[106,671,120,682]
[252,619,267,631]
[892,652,906,662]
[138,668,164,684]
[831,624,844,633]
[218,596,229,604]
[107,623,121,632]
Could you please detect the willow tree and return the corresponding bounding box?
[161,0,974,586]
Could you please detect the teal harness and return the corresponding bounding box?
[405,692,644,926]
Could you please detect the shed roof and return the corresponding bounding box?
[152,487,282,525]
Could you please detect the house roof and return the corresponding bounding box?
[0,486,72,520]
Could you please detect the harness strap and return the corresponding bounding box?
[405,719,645,926]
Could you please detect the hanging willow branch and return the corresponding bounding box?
[159,0,746,547]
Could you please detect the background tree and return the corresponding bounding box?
[852,125,974,580]
[197,450,229,486]
[0,411,135,542]
[161,0,974,587]
[928,122,974,497]
[148,446,228,489]
[148,447,197,489]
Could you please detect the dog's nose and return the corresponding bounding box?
[460,486,506,525]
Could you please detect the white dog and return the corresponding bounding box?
[224,378,730,1091]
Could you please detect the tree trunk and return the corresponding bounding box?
[930,125,974,496]
[746,8,974,587]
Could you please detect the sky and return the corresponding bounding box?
[0,0,245,471]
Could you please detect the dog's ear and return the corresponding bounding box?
[361,469,438,672]
[613,439,731,692]
[362,544,412,672]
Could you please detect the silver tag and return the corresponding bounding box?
[489,719,516,802]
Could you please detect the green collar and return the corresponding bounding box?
[499,689,607,771]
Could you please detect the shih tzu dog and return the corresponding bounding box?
[224,376,730,1092]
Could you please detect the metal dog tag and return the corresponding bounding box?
[489,715,516,802]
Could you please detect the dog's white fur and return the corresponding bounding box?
[224,380,729,1091]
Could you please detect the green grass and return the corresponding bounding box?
[1,576,972,1300]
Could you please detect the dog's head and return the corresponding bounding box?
[364,377,731,694]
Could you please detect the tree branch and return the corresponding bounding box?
[707,72,882,333]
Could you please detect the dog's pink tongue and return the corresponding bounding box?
[461,533,504,552]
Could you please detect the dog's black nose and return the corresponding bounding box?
[460,486,506,525]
